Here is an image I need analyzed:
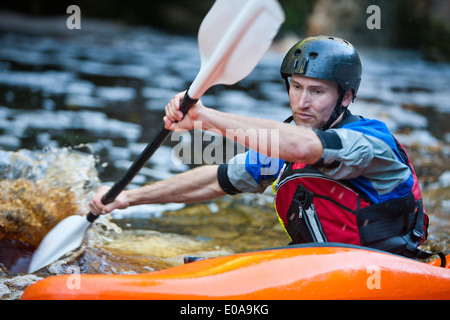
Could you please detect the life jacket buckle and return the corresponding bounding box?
[412,229,423,239]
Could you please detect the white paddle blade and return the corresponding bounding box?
[188,0,285,99]
[28,215,91,273]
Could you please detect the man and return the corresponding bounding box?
[90,36,431,260]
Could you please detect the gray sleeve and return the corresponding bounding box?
[225,152,272,194]
[316,128,412,195]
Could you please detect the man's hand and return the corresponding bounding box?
[163,91,205,132]
[89,186,130,215]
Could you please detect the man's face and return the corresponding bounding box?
[288,75,341,129]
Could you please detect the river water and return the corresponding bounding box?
[0,14,449,299]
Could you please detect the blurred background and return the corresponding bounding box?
[1,0,449,60]
[0,0,449,299]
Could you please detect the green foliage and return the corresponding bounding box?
[278,0,317,34]
[394,0,450,61]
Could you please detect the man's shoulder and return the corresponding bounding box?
[338,116,394,143]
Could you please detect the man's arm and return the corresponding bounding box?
[164,92,323,165]
[89,165,226,215]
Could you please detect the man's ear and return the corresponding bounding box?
[342,89,354,107]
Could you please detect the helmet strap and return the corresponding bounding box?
[283,76,290,93]
[320,89,346,131]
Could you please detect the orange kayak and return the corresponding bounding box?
[22,244,450,300]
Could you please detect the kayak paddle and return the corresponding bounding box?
[28,0,285,273]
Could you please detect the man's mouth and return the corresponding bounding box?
[297,113,313,121]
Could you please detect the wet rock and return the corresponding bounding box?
[0,179,79,247]
[307,0,363,39]
[0,274,43,300]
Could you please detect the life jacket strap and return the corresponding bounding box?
[415,250,447,268]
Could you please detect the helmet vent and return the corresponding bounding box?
[309,52,318,59]
[293,49,302,57]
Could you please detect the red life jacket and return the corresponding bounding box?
[273,142,430,259]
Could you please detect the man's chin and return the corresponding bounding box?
[294,118,317,129]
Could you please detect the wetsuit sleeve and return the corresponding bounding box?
[217,150,284,195]
[217,164,241,195]
[314,127,412,195]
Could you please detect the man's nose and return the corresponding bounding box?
[298,90,311,109]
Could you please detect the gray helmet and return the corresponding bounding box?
[280,35,362,96]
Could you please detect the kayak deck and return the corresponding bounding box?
[22,244,450,300]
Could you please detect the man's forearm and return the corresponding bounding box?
[125,165,226,205]
[197,107,323,164]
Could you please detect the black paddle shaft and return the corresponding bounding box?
[87,93,198,223]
